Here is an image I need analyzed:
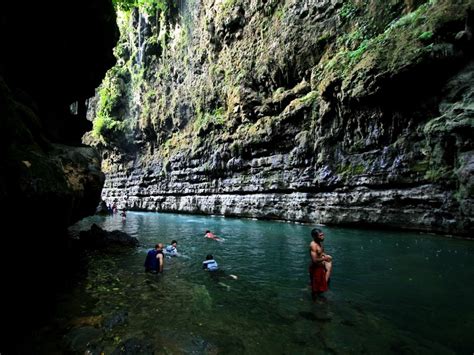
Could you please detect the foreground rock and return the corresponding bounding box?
[0,0,118,351]
[79,224,139,248]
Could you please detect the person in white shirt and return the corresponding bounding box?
[202,254,218,271]
[164,240,179,257]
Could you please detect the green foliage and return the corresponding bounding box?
[93,115,126,140]
[92,69,129,143]
[425,166,452,183]
[353,164,365,175]
[348,40,369,63]
[112,0,134,11]
[229,141,242,157]
[321,36,369,76]
[340,2,358,20]
[112,0,168,14]
[221,0,237,12]
[337,163,365,176]
[98,79,121,115]
[318,0,466,84]
[341,29,365,49]
[298,91,318,104]
[176,26,189,50]
[193,107,226,132]
[274,5,285,20]
[317,32,331,46]
[387,2,432,30]
[411,160,429,173]
[418,31,433,42]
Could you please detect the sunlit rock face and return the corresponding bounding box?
[90,0,472,237]
[0,0,118,349]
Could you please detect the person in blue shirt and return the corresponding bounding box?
[164,240,179,257]
[144,243,164,273]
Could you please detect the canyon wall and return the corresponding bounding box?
[90,0,473,237]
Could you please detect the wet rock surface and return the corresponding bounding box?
[91,0,472,237]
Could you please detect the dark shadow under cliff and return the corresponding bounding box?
[0,0,118,352]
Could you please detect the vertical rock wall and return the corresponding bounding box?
[90,0,473,237]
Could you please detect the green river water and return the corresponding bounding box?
[26,212,474,354]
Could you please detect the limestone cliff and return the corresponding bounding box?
[89,0,473,237]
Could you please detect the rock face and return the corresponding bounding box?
[0,0,118,350]
[91,0,473,237]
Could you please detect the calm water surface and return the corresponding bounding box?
[32,212,474,354]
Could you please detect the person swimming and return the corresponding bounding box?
[204,230,221,241]
[164,240,179,257]
[202,254,219,271]
[202,254,238,280]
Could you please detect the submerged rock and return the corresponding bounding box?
[104,310,129,331]
[64,327,103,353]
[111,337,156,355]
[79,224,139,248]
[69,315,104,328]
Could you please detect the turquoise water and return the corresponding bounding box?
[32,212,474,354]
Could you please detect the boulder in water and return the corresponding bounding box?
[79,224,139,248]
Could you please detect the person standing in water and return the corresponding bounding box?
[308,228,333,301]
[144,243,164,273]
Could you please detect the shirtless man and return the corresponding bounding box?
[309,228,333,300]
[204,230,221,241]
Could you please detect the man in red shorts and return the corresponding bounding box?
[309,228,333,301]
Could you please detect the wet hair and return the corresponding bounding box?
[171,240,177,244]
[205,230,210,233]
[155,244,160,249]
[311,228,323,240]
[206,254,213,260]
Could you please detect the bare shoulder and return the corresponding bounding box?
[310,241,320,251]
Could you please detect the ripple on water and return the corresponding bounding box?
[33,212,473,354]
